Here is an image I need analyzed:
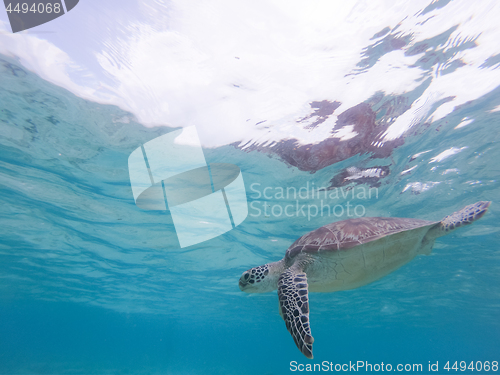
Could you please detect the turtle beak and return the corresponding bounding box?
[239,279,246,291]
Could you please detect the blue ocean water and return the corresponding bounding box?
[0,37,499,375]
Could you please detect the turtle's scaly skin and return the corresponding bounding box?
[239,201,491,359]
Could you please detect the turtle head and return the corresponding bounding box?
[239,260,285,293]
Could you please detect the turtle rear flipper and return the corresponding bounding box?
[431,201,491,238]
[278,266,314,359]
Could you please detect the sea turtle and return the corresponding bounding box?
[239,201,490,359]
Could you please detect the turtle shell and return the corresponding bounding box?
[286,217,438,259]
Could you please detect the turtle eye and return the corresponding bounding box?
[243,273,250,280]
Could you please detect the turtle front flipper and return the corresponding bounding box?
[278,267,314,359]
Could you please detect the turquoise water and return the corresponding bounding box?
[0,42,499,375]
